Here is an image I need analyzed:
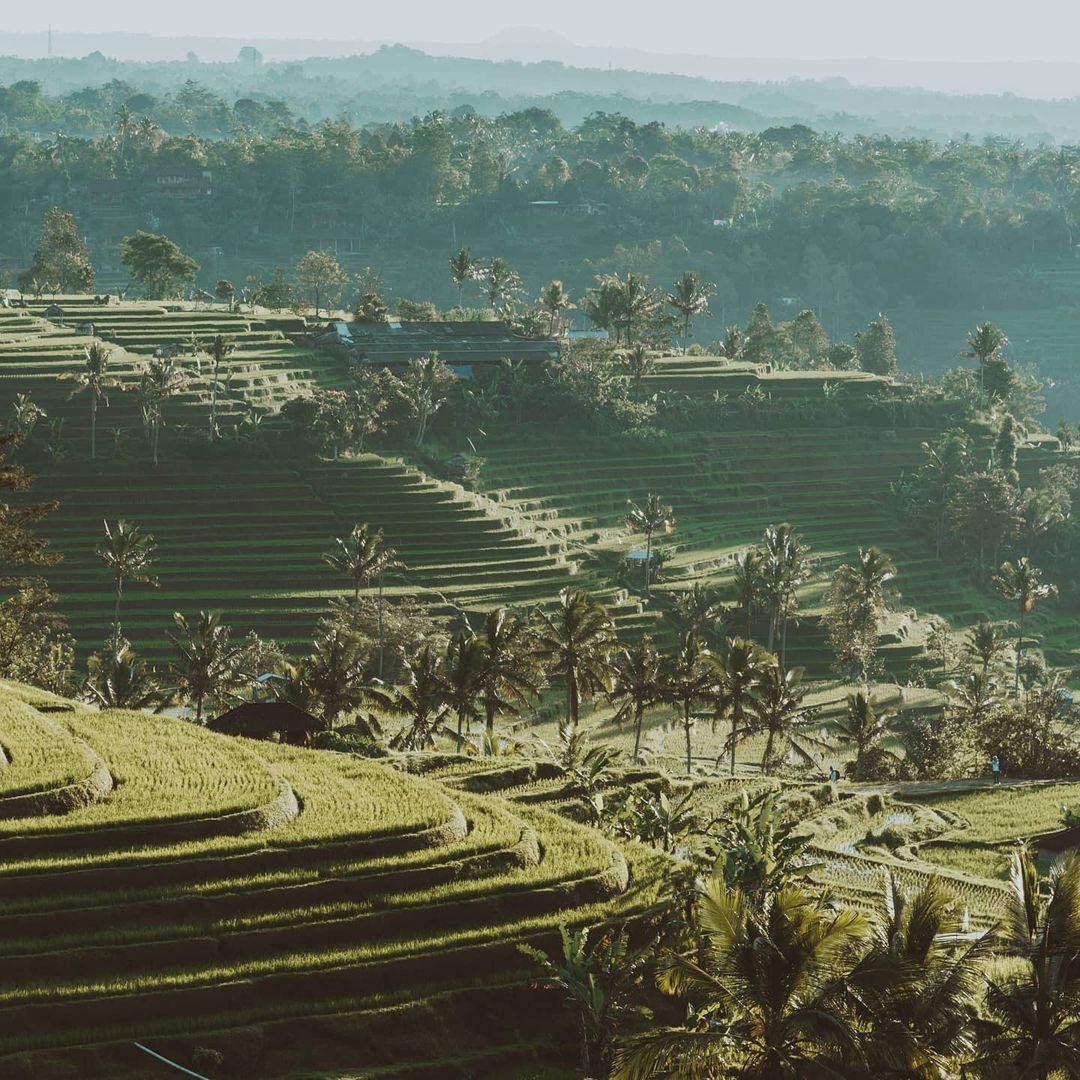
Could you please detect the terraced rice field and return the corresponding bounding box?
[0,300,339,440]
[0,685,667,1078]
[477,427,1010,674]
[0,696,92,799]
[18,453,575,660]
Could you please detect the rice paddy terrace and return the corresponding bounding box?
[0,681,667,1079]
[1,297,1076,677]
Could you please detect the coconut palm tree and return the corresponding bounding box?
[620,344,655,399]
[533,589,616,733]
[746,663,812,775]
[612,873,870,1079]
[297,626,373,726]
[444,629,485,747]
[672,582,723,645]
[861,875,991,1077]
[759,523,811,666]
[167,610,242,722]
[944,669,1001,729]
[98,519,158,635]
[966,620,1012,676]
[666,630,714,776]
[827,546,899,680]
[139,356,188,466]
[448,246,474,301]
[961,321,1008,392]
[835,689,897,780]
[478,607,540,741]
[84,638,161,710]
[322,523,402,676]
[203,333,234,440]
[538,280,574,335]
[611,634,665,762]
[994,557,1058,696]
[479,257,522,314]
[732,548,765,637]
[625,493,675,596]
[61,342,119,460]
[712,637,774,776]
[384,642,452,751]
[972,849,1080,1079]
[666,270,715,338]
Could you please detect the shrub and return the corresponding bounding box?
[312,729,387,758]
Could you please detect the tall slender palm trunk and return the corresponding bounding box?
[633,702,645,762]
[683,700,693,776]
[1015,608,1025,697]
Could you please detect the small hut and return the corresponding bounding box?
[209,702,324,746]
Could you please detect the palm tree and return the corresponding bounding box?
[533,589,616,733]
[835,689,897,780]
[666,630,714,776]
[973,849,1080,1079]
[384,642,451,751]
[760,523,811,666]
[962,321,1008,392]
[203,334,234,440]
[98,519,158,635]
[672,582,723,644]
[625,493,675,596]
[666,270,715,338]
[84,638,161,710]
[618,272,659,347]
[827,546,899,680]
[538,280,574,335]
[620,344,655,398]
[167,610,241,722]
[61,342,118,460]
[479,257,522,314]
[712,637,774,776]
[747,663,810,775]
[613,873,869,1079]
[732,548,765,637]
[322,523,402,676]
[444,629,485,747]
[994,557,1058,696]
[478,607,540,741]
[861,875,991,1077]
[611,634,665,761]
[298,627,373,726]
[966,620,1011,675]
[448,246,474,301]
[139,356,188,466]
[944,669,1001,728]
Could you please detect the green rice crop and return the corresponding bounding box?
[0,697,90,799]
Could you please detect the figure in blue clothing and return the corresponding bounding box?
[990,754,1001,785]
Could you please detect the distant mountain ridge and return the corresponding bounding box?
[4,27,1080,99]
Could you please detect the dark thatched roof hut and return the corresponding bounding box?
[209,702,325,746]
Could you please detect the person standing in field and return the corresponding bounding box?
[990,754,1001,784]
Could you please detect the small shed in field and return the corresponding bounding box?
[209,702,325,746]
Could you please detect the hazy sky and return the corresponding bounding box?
[5,0,1080,62]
